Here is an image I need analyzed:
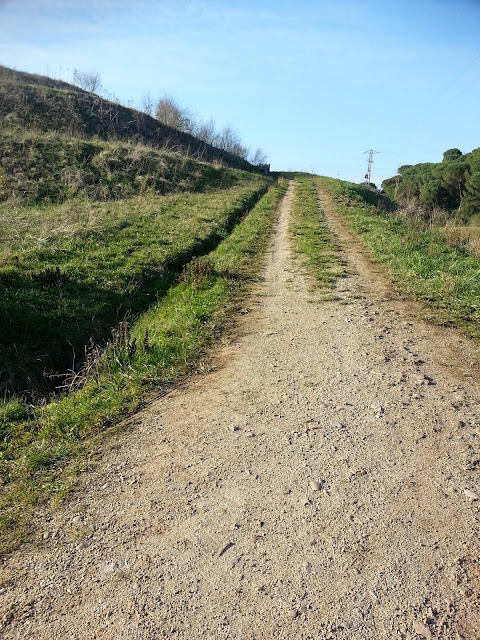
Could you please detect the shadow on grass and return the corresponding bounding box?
[0,268,175,396]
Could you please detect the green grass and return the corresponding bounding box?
[0,129,242,204]
[0,172,269,395]
[290,174,345,292]
[0,178,288,555]
[319,176,480,337]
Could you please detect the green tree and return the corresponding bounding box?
[382,146,480,219]
[441,160,468,209]
[381,175,402,201]
[465,147,480,172]
[419,179,448,212]
[461,171,480,218]
[442,148,463,163]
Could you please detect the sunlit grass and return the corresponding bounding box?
[0,174,268,395]
[290,174,345,290]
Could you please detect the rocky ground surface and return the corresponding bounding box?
[1,182,479,639]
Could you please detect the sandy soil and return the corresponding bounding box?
[1,181,479,639]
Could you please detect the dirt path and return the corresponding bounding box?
[1,182,479,639]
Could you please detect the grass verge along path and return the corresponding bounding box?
[0,179,287,555]
[319,176,480,338]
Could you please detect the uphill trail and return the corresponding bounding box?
[1,181,480,639]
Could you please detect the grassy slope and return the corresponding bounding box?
[0,65,252,170]
[0,129,242,203]
[319,176,480,338]
[0,179,287,555]
[0,170,268,394]
[0,64,279,554]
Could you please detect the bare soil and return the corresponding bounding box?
[1,182,479,639]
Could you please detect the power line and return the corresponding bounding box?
[363,149,380,185]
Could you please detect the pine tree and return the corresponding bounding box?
[461,171,480,218]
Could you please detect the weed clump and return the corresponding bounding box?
[62,322,139,391]
[31,266,70,287]
[181,256,216,289]
[0,167,7,199]
[106,321,137,368]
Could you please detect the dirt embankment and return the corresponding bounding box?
[1,182,479,639]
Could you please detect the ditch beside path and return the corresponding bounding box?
[1,181,479,639]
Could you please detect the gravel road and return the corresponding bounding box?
[1,181,479,639]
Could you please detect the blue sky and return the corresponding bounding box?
[1,0,479,185]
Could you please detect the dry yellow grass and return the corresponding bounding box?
[443,224,480,257]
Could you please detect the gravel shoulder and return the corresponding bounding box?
[1,181,479,639]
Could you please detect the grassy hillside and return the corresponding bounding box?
[0,65,252,170]
[0,173,269,395]
[0,129,241,203]
[0,67,274,396]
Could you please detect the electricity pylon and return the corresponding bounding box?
[363,150,379,185]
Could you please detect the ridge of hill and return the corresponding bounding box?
[0,65,252,171]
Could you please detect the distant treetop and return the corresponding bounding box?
[442,148,463,163]
[381,146,480,221]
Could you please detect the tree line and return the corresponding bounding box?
[146,94,267,167]
[381,147,480,221]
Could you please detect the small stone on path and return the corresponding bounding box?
[309,480,322,491]
[412,620,432,639]
[104,560,128,574]
[464,488,478,501]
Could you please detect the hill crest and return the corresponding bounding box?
[0,65,252,171]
